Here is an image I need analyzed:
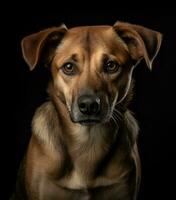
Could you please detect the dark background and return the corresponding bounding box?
[2,6,176,200]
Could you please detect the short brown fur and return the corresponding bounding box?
[12,21,162,200]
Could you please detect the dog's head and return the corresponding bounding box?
[21,22,162,126]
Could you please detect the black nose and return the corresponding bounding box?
[78,95,101,115]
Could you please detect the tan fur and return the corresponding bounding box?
[12,21,162,200]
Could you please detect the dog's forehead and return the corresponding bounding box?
[68,25,112,32]
[67,25,117,42]
[56,25,127,54]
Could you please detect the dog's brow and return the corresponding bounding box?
[63,54,78,63]
[102,53,117,62]
[102,53,109,61]
[70,54,78,62]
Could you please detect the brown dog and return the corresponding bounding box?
[13,21,162,200]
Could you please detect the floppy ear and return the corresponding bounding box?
[113,21,162,69]
[21,24,67,70]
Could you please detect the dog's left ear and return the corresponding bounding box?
[113,21,162,69]
[21,24,67,70]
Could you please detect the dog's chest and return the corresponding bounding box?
[57,127,131,190]
[28,121,133,199]
[40,172,131,200]
[28,140,132,200]
[31,156,131,200]
[38,159,132,200]
[58,164,129,190]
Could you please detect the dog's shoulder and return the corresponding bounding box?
[32,101,58,126]
[31,101,59,144]
[33,101,57,119]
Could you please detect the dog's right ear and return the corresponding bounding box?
[21,24,67,71]
[113,21,162,70]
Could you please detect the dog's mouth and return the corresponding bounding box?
[78,119,101,126]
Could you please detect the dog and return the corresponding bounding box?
[12,21,162,200]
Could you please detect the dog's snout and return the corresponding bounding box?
[78,95,101,115]
[71,92,109,125]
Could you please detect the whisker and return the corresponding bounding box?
[113,111,122,120]
[110,115,119,127]
[113,108,123,117]
[113,111,123,122]
[109,105,125,127]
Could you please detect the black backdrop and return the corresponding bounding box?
[2,7,176,200]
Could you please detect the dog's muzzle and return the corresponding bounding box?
[78,95,101,116]
[71,94,110,126]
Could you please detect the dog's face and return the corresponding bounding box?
[21,22,162,125]
[51,26,134,125]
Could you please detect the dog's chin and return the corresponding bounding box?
[70,117,101,126]
[70,108,111,126]
[79,119,101,126]
[70,115,109,126]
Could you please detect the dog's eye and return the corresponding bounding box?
[104,60,120,74]
[61,62,77,75]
